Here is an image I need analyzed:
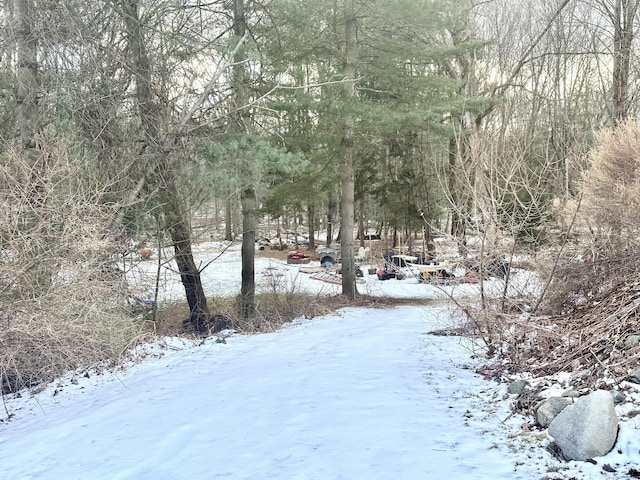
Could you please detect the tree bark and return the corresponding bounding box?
[239,187,256,318]
[358,198,365,248]
[340,0,357,298]
[164,185,210,330]
[326,196,335,245]
[448,137,465,238]
[308,203,316,250]
[232,0,256,318]
[611,0,639,123]
[225,195,233,241]
[120,0,212,330]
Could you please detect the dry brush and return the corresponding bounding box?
[0,138,139,394]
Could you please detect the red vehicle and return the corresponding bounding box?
[287,252,311,264]
[377,267,397,280]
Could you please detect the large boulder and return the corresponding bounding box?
[548,390,618,461]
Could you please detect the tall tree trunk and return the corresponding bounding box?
[326,196,335,245]
[448,137,465,238]
[164,184,210,330]
[611,0,639,123]
[340,0,357,298]
[120,0,212,330]
[225,195,233,241]
[232,0,256,318]
[233,0,248,128]
[308,204,316,251]
[13,0,43,228]
[358,198,365,248]
[239,187,256,318]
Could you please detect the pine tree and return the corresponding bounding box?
[259,0,487,260]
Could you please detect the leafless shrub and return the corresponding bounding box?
[580,119,640,252]
[466,251,640,386]
[0,138,139,393]
[513,121,640,383]
[474,121,640,386]
[525,253,640,381]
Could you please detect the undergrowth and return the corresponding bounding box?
[461,251,640,390]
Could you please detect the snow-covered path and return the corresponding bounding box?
[0,305,543,479]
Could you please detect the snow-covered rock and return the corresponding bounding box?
[547,390,618,461]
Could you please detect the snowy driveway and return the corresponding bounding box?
[1,243,636,479]
[0,306,549,479]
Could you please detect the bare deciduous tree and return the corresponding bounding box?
[608,0,640,122]
[116,0,227,332]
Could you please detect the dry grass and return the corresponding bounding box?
[0,262,140,394]
[237,292,393,333]
[1,307,138,394]
[580,119,640,241]
[154,292,393,338]
[0,138,141,393]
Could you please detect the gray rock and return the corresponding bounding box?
[627,370,640,384]
[507,380,529,395]
[623,335,640,350]
[535,396,573,427]
[548,390,618,461]
[610,390,625,404]
[561,389,581,398]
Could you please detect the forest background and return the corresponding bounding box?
[2,0,640,393]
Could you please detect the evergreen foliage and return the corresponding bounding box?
[255,0,489,240]
[194,132,308,203]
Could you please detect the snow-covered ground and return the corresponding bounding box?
[1,242,639,479]
[124,241,536,303]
